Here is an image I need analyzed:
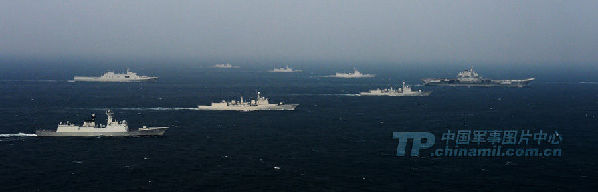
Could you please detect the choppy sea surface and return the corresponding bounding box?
[1,64,597,191]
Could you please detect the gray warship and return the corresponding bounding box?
[197,92,298,111]
[213,63,240,68]
[73,69,158,82]
[325,69,375,78]
[359,81,431,96]
[422,67,534,87]
[35,110,168,136]
[269,65,302,72]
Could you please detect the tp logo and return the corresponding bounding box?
[393,132,435,156]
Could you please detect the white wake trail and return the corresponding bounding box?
[69,107,200,111]
[0,133,37,137]
[0,80,63,82]
[287,93,360,96]
[116,107,199,111]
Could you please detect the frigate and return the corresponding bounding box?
[269,65,302,72]
[422,67,534,87]
[73,69,158,82]
[35,110,168,136]
[359,81,431,96]
[326,69,375,78]
[197,92,298,111]
[213,63,240,68]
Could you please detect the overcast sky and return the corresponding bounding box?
[1,0,596,66]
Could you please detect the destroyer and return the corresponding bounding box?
[73,69,158,82]
[326,69,375,78]
[35,110,168,136]
[197,92,298,111]
[269,65,302,72]
[359,81,431,96]
[213,63,240,68]
[422,67,534,87]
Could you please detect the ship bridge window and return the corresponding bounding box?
[125,76,130,78]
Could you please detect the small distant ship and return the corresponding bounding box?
[422,67,535,87]
[35,110,168,136]
[269,65,302,72]
[197,92,298,111]
[73,69,158,82]
[359,81,431,96]
[213,63,240,69]
[326,69,375,78]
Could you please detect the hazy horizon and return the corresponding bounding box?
[1,1,597,67]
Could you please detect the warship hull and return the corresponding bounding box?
[269,70,301,72]
[35,128,167,137]
[359,91,432,96]
[73,76,158,82]
[326,74,375,78]
[197,104,298,111]
[422,78,534,87]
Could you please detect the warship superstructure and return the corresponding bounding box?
[35,110,168,136]
[73,69,158,82]
[422,67,534,87]
[326,69,375,78]
[269,65,302,72]
[197,92,298,111]
[213,63,240,68]
[359,82,431,96]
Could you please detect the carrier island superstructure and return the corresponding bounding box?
[73,69,158,82]
[359,81,431,96]
[35,110,168,136]
[197,92,298,111]
[422,67,534,87]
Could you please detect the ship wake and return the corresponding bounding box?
[118,107,199,111]
[0,133,37,137]
[0,80,63,82]
[287,93,359,96]
[74,107,200,111]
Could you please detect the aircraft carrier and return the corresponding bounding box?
[422,67,534,87]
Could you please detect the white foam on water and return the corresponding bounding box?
[0,80,62,82]
[287,93,359,96]
[69,107,198,111]
[0,132,37,137]
[116,107,198,111]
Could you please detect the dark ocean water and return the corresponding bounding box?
[1,65,597,191]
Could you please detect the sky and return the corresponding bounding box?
[1,0,597,67]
